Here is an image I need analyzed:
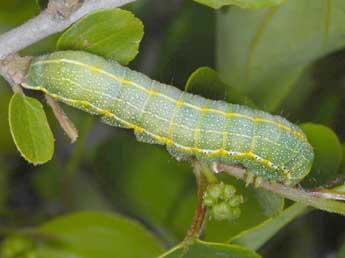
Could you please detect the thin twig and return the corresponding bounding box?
[45,95,79,143]
[0,0,136,60]
[185,161,209,240]
[309,190,345,201]
[214,163,345,216]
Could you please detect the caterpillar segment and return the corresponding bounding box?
[23,51,314,185]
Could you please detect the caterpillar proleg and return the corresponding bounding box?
[22,51,314,185]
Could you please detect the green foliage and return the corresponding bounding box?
[90,133,285,243]
[160,240,261,258]
[1,1,345,257]
[185,66,256,107]
[300,123,343,187]
[217,0,345,111]
[8,93,54,164]
[1,212,164,258]
[57,8,144,65]
[229,202,309,250]
[194,0,285,9]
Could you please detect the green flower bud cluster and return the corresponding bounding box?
[203,182,244,221]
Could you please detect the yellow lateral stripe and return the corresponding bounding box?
[40,77,300,154]
[59,77,302,156]
[22,83,293,178]
[32,59,306,140]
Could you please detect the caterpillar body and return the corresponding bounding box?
[23,51,314,185]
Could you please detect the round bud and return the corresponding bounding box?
[207,184,223,200]
[228,195,244,207]
[211,202,231,221]
[222,184,236,199]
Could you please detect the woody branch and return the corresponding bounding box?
[0,0,136,86]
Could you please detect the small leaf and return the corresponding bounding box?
[185,67,256,107]
[300,123,343,188]
[230,202,309,250]
[57,8,144,65]
[8,93,54,164]
[159,240,261,258]
[193,0,285,9]
[1,212,164,258]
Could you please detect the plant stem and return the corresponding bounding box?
[200,164,218,184]
[0,0,137,60]
[215,163,345,216]
[45,95,79,143]
[185,161,209,240]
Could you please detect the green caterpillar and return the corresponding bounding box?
[22,51,314,185]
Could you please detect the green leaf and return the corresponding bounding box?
[57,8,144,65]
[217,0,345,111]
[230,202,308,250]
[8,93,54,165]
[1,212,164,258]
[194,0,285,9]
[300,123,343,188]
[185,67,256,107]
[159,240,261,258]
